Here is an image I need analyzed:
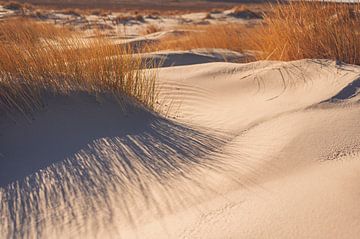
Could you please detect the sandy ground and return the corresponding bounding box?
[1,4,360,239]
[1,54,360,238]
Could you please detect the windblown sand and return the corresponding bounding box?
[1,56,360,238]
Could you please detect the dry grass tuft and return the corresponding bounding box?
[143,2,360,66]
[158,1,360,66]
[135,14,145,22]
[229,5,263,19]
[113,14,146,25]
[0,19,157,117]
[142,23,162,35]
[204,13,213,20]
[154,24,247,53]
[60,8,83,17]
[90,9,111,17]
[251,1,360,64]
[0,19,72,43]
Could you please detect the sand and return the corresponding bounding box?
[141,48,251,67]
[1,57,360,238]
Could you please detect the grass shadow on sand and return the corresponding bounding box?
[0,91,228,238]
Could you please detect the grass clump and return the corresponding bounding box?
[60,9,83,17]
[113,14,145,25]
[142,23,162,35]
[91,9,111,17]
[252,1,360,65]
[149,1,360,66]
[0,19,156,117]
[0,19,72,43]
[229,5,263,19]
[204,13,213,20]
[154,24,247,53]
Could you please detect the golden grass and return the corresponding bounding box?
[1,1,359,118]
[59,8,83,17]
[251,1,360,64]
[90,9,111,16]
[204,12,213,20]
[154,24,248,53]
[150,1,360,66]
[113,14,145,25]
[142,23,162,35]
[0,19,72,43]
[229,5,263,19]
[0,19,156,116]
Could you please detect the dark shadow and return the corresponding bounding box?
[0,92,156,187]
[147,51,251,68]
[0,91,228,238]
[151,52,228,67]
[327,77,360,101]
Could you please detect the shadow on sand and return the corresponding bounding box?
[0,91,228,238]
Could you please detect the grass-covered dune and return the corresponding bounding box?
[0,19,156,118]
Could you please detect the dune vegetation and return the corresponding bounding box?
[1,1,359,118]
[0,19,157,117]
[252,1,360,64]
[155,1,360,65]
[154,23,247,53]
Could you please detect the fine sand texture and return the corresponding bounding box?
[1,57,360,238]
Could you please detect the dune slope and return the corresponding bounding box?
[1,59,360,238]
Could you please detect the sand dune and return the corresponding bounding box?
[142,48,250,67]
[1,58,360,238]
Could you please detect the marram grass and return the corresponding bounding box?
[250,1,360,64]
[0,19,157,117]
